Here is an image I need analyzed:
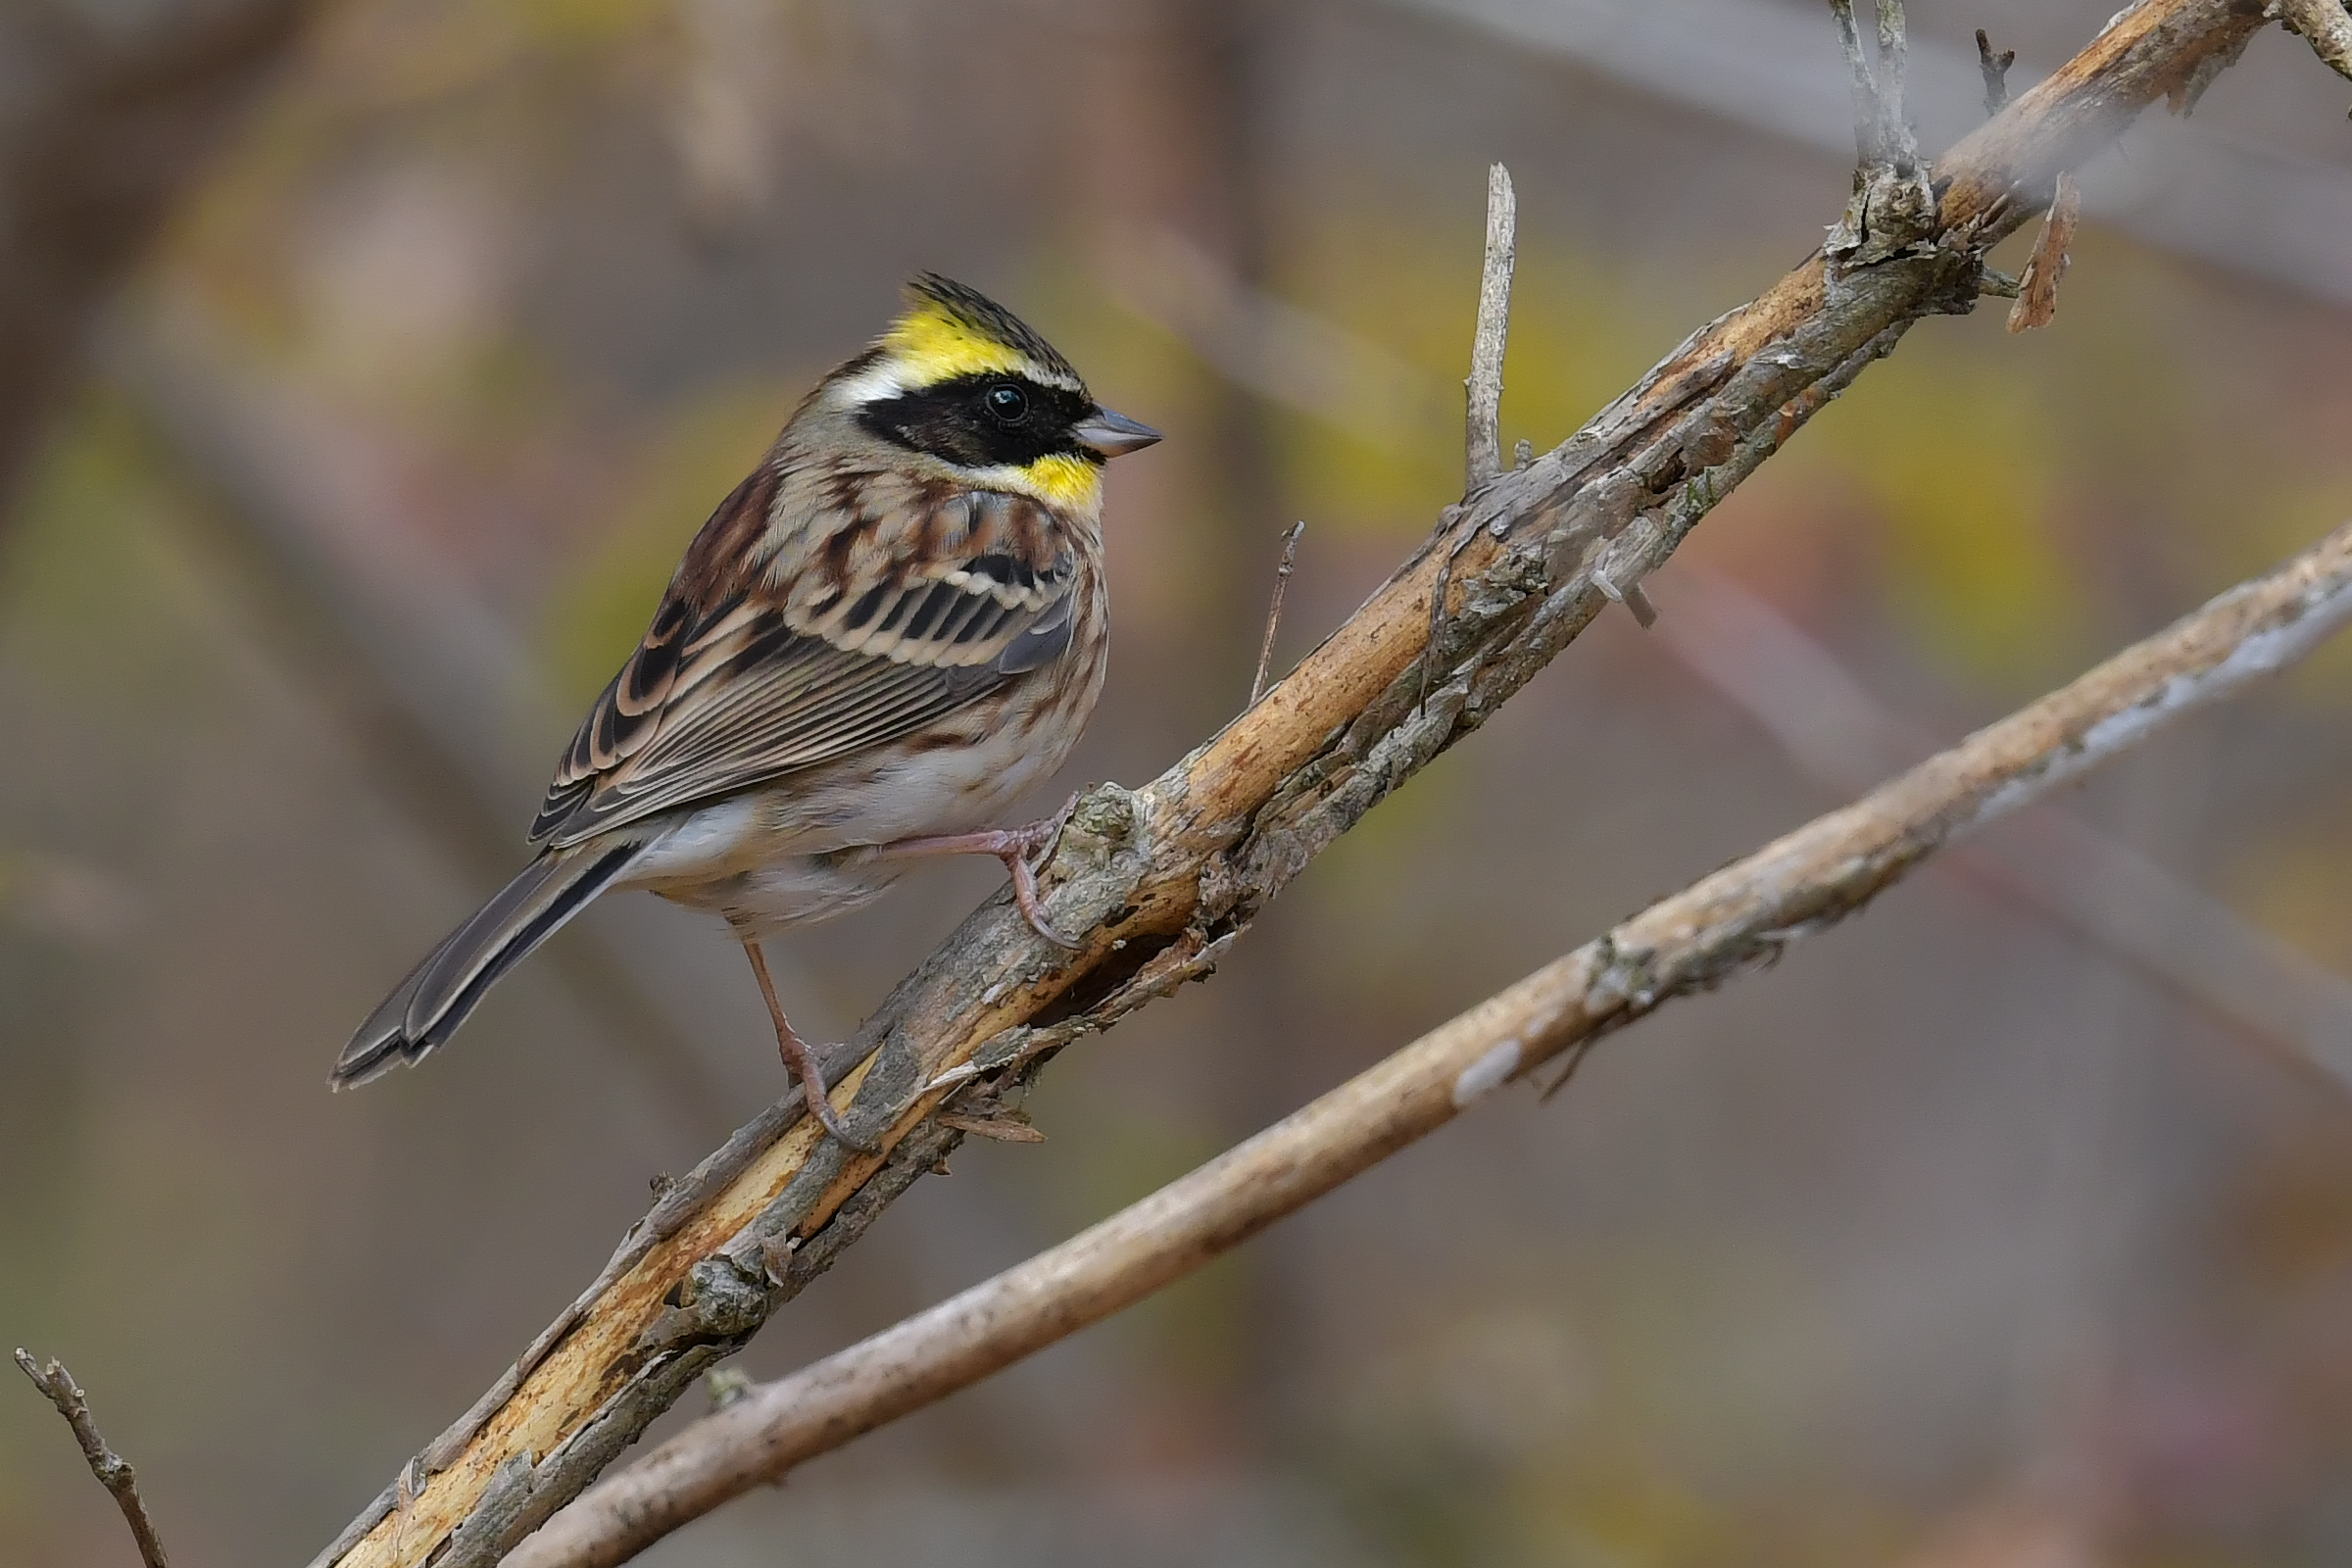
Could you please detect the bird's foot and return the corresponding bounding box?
[739,932,876,1152]
[777,1024,876,1153]
[870,796,1082,949]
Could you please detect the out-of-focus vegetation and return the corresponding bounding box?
[6,2,2352,1565]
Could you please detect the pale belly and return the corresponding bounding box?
[612,662,1097,936]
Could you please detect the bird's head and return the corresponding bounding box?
[830,273,1159,510]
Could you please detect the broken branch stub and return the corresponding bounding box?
[1465,162,1517,486]
[2268,0,2352,114]
[2008,173,2084,331]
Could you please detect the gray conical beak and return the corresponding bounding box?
[1073,407,1162,459]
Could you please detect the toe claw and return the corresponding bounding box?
[1005,848,1082,950]
[809,1088,878,1153]
[1028,911,1081,950]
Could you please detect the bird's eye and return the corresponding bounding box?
[984,383,1029,424]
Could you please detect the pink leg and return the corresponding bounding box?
[871,803,1080,949]
[740,935,875,1152]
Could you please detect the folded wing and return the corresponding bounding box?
[531,469,1082,849]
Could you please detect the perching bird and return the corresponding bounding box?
[336,274,1159,1146]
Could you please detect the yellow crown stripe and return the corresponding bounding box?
[883,301,1040,386]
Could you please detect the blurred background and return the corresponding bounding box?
[5,1,2352,1564]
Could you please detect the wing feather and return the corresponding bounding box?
[529,466,1088,849]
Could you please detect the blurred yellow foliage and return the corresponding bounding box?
[0,399,202,707]
[1811,349,2079,690]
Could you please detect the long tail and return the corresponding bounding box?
[333,842,644,1087]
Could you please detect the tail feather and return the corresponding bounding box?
[334,843,642,1087]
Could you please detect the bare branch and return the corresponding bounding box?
[1874,0,1920,167]
[1829,0,1883,166]
[15,1349,172,1568]
[513,517,2352,1568]
[2269,0,2352,113]
[1827,0,1936,272]
[1249,521,1306,708]
[313,9,2278,1565]
[2008,172,2083,331]
[1464,162,1516,487]
[1977,27,2018,116]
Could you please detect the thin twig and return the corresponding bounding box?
[1829,0,1881,166]
[1875,0,1918,167]
[511,516,2352,1568]
[1250,521,1306,707]
[1464,161,1516,487]
[1828,0,1934,270]
[14,1349,172,1568]
[1976,27,2017,115]
[1436,161,1517,710]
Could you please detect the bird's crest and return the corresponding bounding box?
[877,273,1084,392]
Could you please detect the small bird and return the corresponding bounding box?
[336,274,1159,1146]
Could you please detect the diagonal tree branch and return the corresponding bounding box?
[314,6,2291,1564]
[512,515,2352,1568]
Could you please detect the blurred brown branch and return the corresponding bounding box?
[0,0,322,517]
[14,1348,172,1568]
[512,515,2352,1568]
[105,324,743,1136]
[314,5,2301,1565]
[1651,566,2352,1084]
